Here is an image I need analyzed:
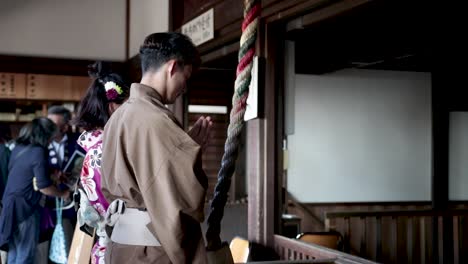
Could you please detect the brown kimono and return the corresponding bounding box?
[101,83,208,264]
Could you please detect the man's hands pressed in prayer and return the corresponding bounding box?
[188,116,213,151]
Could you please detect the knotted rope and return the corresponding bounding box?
[206,0,261,250]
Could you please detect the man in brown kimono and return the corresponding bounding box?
[101,32,212,263]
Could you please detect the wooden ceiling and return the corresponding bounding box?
[288,0,432,74]
[194,0,432,74]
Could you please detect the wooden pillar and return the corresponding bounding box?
[247,21,281,248]
[430,8,468,261]
[432,63,453,264]
[247,119,267,244]
[125,0,130,60]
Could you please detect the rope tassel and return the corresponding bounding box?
[206,0,261,251]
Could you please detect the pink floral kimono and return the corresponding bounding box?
[77,130,109,264]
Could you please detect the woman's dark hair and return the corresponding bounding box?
[73,62,130,131]
[16,117,57,148]
[0,123,11,144]
[139,32,200,73]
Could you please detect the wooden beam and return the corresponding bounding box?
[300,0,371,27]
[169,0,174,31]
[125,0,130,60]
[325,209,468,219]
[0,55,115,76]
[201,42,239,65]
[263,0,334,24]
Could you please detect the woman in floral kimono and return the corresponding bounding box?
[73,62,130,264]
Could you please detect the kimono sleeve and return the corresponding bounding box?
[142,138,207,224]
[140,136,208,264]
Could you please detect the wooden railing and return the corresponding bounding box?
[273,235,377,264]
[324,209,468,264]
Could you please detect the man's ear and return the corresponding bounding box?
[167,60,177,77]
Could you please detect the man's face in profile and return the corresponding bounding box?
[48,114,68,140]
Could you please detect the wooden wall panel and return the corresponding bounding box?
[71,76,92,101]
[172,0,239,31]
[0,73,26,99]
[25,74,90,101]
[26,74,72,100]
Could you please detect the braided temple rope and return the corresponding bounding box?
[206,0,261,250]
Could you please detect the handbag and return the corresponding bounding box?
[76,189,99,236]
[49,197,68,264]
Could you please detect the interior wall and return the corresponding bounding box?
[449,112,468,201]
[0,0,126,60]
[287,69,432,202]
[129,0,169,58]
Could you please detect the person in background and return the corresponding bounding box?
[47,105,84,187]
[0,124,12,144]
[73,61,130,264]
[0,124,11,143]
[32,106,84,264]
[0,124,12,207]
[0,117,69,264]
[101,32,212,264]
[0,125,11,264]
